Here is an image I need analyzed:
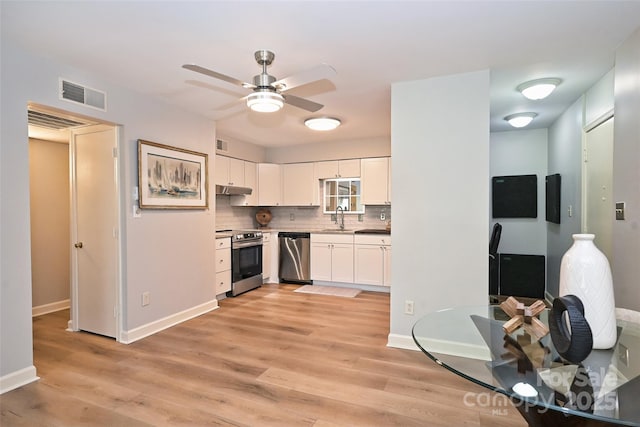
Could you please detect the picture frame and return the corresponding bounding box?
[138,139,208,209]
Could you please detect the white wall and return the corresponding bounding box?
[546,98,584,298]
[1,39,217,390]
[265,136,390,164]
[29,139,70,309]
[612,27,640,311]
[389,70,490,345]
[585,69,615,128]
[216,135,267,163]
[490,129,548,255]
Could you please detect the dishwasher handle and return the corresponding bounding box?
[278,232,310,239]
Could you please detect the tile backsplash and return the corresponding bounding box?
[215,195,391,231]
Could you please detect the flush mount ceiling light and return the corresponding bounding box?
[505,112,537,128]
[304,117,341,131]
[246,90,284,113]
[517,78,562,100]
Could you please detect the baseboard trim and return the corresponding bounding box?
[387,333,419,351]
[32,299,70,317]
[387,333,490,361]
[310,280,390,294]
[120,300,219,344]
[0,366,39,394]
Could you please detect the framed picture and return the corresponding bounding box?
[138,139,208,209]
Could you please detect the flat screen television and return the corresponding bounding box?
[545,173,561,224]
[492,174,537,218]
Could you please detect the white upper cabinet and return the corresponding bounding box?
[258,163,282,206]
[230,161,258,206]
[215,155,245,186]
[315,159,361,179]
[282,163,318,206]
[361,157,391,205]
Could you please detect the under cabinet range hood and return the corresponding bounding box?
[215,184,252,196]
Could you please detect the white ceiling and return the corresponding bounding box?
[4,1,640,148]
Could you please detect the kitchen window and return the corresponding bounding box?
[323,178,364,214]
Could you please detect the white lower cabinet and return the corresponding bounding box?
[215,237,232,295]
[262,232,271,282]
[310,233,354,283]
[354,235,392,287]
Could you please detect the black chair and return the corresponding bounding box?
[489,223,502,297]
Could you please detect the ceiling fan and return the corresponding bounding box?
[183,50,336,113]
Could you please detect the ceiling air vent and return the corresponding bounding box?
[27,109,93,130]
[60,78,107,111]
[216,139,228,152]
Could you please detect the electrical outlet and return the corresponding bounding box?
[133,205,141,218]
[289,213,295,221]
[380,211,386,221]
[404,300,414,315]
[142,292,150,306]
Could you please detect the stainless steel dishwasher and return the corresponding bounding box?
[278,232,311,284]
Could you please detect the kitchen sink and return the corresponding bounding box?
[319,228,353,232]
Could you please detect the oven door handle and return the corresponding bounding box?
[232,240,263,249]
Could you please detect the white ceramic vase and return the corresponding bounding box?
[559,234,617,349]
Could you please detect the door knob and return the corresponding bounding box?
[74,242,83,248]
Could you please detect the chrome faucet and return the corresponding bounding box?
[336,205,345,230]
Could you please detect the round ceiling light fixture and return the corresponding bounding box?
[247,91,284,113]
[304,117,341,131]
[504,112,538,128]
[517,78,562,100]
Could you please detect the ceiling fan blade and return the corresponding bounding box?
[282,94,324,112]
[273,64,336,92]
[182,64,255,89]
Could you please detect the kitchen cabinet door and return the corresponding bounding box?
[337,159,361,178]
[315,159,361,179]
[262,232,271,281]
[214,155,230,186]
[282,163,317,206]
[231,161,258,206]
[311,234,354,283]
[215,237,232,294]
[258,163,282,206]
[310,242,333,281]
[361,157,391,205]
[354,234,391,286]
[383,246,392,286]
[331,243,354,283]
[215,155,245,186]
[354,245,385,286]
[228,157,245,186]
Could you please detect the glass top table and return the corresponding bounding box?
[412,305,640,427]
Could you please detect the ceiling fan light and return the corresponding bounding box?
[247,92,284,113]
[505,112,537,128]
[304,117,341,131]
[517,78,561,100]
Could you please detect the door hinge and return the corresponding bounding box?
[112,147,118,158]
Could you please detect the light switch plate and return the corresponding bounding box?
[616,202,625,220]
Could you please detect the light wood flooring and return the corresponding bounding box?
[1,284,526,426]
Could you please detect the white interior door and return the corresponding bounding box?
[584,117,614,261]
[72,125,119,338]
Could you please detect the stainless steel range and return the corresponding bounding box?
[227,230,263,296]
